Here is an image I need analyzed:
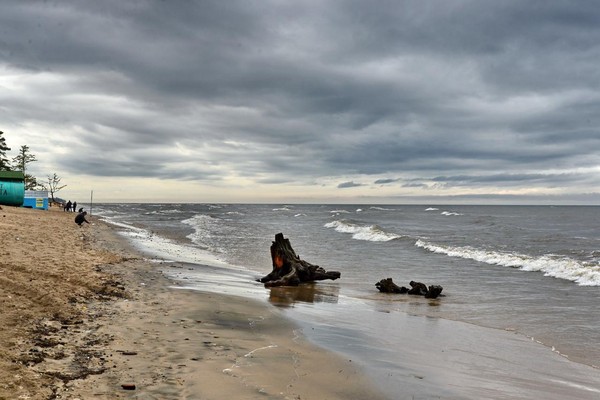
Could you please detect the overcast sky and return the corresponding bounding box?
[2,0,600,204]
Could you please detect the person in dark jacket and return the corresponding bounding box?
[75,211,89,226]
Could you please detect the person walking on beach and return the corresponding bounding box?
[64,200,72,212]
[72,201,77,212]
[75,211,90,226]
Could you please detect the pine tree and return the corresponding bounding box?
[0,131,11,171]
[12,145,39,189]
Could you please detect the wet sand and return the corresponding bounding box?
[4,205,599,400]
[0,206,387,399]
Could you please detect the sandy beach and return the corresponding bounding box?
[0,206,387,400]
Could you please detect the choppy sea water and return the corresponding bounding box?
[92,204,600,399]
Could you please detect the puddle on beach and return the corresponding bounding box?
[267,283,340,307]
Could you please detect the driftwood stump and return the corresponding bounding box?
[258,233,341,287]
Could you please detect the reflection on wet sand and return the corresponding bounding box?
[268,283,340,307]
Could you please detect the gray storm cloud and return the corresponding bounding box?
[1,0,600,202]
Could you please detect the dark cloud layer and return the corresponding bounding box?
[2,0,600,202]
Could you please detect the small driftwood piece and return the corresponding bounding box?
[375,278,408,294]
[407,281,428,295]
[375,278,443,299]
[258,233,341,287]
[424,285,443,299]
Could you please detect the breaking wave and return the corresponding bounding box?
[147,208,183,215]
[415,240,600,286]
[225,211,244,216]
[273,206,293,211]
[441,211,463,216]
[324,220,402,242]
[101,216,225,266]
[182,214,222,248]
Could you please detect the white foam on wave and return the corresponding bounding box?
[370,206,394,211]
[90,207,121,216]
[330,209,351,214]
[100,218,145,234]
[441,211,463,216]
[324,220,402,242]
[147,209,182,215]
[225,211,244,216]
[101,216,228,267]
[425,207,439,211]
[415,239,600,286]
[182,214,218,225]
[182,214,221,247]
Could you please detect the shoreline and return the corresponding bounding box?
[0,206,388,399]
[4,205,600,399]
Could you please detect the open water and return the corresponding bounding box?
[93,203,600,399]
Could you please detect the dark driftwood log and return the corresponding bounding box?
[375,279,444,299]
[375,278,408,294]
[407,281,428,296]
[424,285,444,299]
[258,233,341,287]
